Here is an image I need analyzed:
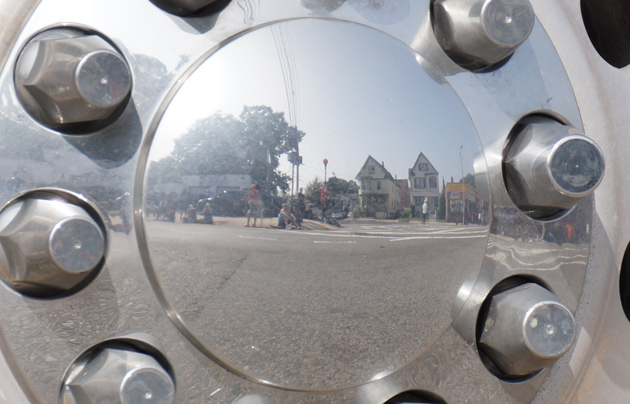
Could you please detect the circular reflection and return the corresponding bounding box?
[140,19,490,390]
[550,138,604,194]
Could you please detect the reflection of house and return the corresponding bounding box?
[445,182,479,224]
[356,156,401,218]
[397,179,411,209]
[408,152,440,215]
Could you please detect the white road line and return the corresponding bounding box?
[313,240,357,244]
[238,235,277,241]
[390,234,488,242]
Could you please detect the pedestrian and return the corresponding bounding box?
[293,191,305,228]
[422,198,428,225]
[246,184,261,227]
[202,202,213,224]
[278,203,297,229]
[185,204,197,223]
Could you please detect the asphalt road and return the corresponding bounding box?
[144,219,489,390]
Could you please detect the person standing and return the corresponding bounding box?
[202,202,213,224]
[422,198,429,225]
[293,190,305,229]
[246,184,261,227]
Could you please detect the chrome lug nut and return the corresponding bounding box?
[0,194,105,297]
[149,0,231,16]
[432,0,535,70]
[504,117,605,218]
[62,348,175,404]
[14,28,132,131]
[478,283,576,377]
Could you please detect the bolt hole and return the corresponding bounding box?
[618,241,630,322]
[149,0,232,17]
[581,0,630,68]
[383,390,447,404]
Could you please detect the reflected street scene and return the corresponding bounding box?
[141,18,491,390]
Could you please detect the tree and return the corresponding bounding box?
[304,176,358,211]
[152,105,305,196]
[327,177,359,211]
[304,177,323,207]
[461,173,476,188]
[437,186,446,220]
[238,106,304,195]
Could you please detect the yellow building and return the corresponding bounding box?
[356,156,401,218]
[445,182,479,224]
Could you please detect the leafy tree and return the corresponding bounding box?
[238,106,304,195]
[304,177,323,207]
[437,186,446,220]
[328,177,359,196]
[303,176,358,210]
[461,173,476,188]
[152,105,305,196]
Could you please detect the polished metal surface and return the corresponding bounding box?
[432,0,535,70]
[0,191,105,297]
[0,0,627,403]
[62,347,175,404]
[140,17,491,391]
[479,283,575,378]
[503,117,605,218]
[14,28,132,132]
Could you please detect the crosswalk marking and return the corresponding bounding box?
[263,223,489,242]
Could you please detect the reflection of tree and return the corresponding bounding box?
[461,173,476,188]
[153,105,305,196]
[438,185,446,220]
[305,176,358,210]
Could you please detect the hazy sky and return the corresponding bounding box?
[152,18,483,187]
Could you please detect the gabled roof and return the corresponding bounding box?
[356,155,400,186]
[409,152,438,174]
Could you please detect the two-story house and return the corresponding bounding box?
[356,156,401,218]
[408,152,439,216]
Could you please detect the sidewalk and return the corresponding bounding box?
[146,214,336,230]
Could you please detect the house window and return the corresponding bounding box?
[418,163,428,171]
[368,166,375,175]
[414,177,426,189]
[377,180,381,190]
[428,176,437,189]
[362,179,371,190]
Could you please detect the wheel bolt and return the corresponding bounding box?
[478,283,576,377]
[432,0,535,70]
[62,348,175,404]
[14,28,132,132]
[0,193,105,297]
[503,117,605,218]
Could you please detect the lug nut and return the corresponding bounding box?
[503,117,605,218]
[432,0,535,70]
[62,347,175,404]
[14,28,132,131]
[0,194,105,297]
[478,283,576,377]
[149,0,230,16]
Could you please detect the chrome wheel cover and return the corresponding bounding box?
[0,1,627,403]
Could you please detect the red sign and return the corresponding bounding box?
[320,182,328,202]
